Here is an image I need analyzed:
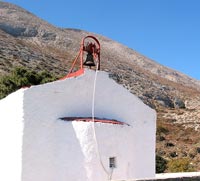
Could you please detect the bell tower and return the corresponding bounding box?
[63,35,101,79]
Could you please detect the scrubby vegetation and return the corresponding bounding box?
[156,154,168,173]
[167,158,195,172]
[156,112,200,172]
[0,67,58,99]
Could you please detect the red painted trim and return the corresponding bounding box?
[60,69,84,80]
[60,117,129,126]
[21,86,31,89]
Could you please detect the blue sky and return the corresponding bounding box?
[3,0,200,80]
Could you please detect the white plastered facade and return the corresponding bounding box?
[0,69,156,181]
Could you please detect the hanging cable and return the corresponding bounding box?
[91,64,113,181]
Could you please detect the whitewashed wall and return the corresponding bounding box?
[0,69,156,181]
[0,89,24,181]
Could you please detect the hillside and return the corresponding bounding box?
[0,1,200,172]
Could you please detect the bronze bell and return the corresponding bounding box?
[83,52,96,68]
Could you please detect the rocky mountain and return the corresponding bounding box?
[0,2,200,171]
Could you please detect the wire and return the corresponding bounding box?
[91,64,113,180]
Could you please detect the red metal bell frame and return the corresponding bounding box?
[64,35,101,78]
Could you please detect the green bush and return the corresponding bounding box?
[0,67,57,99]
[167,158,195,172]
[156,154,168,173]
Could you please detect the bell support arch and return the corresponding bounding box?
[61,35,101,79]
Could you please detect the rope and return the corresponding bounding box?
[91,64,114,180]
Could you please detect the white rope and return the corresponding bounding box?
[91,64,113,180]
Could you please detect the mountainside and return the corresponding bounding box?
[0,2,200,172]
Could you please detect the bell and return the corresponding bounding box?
[83,52,96,68]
